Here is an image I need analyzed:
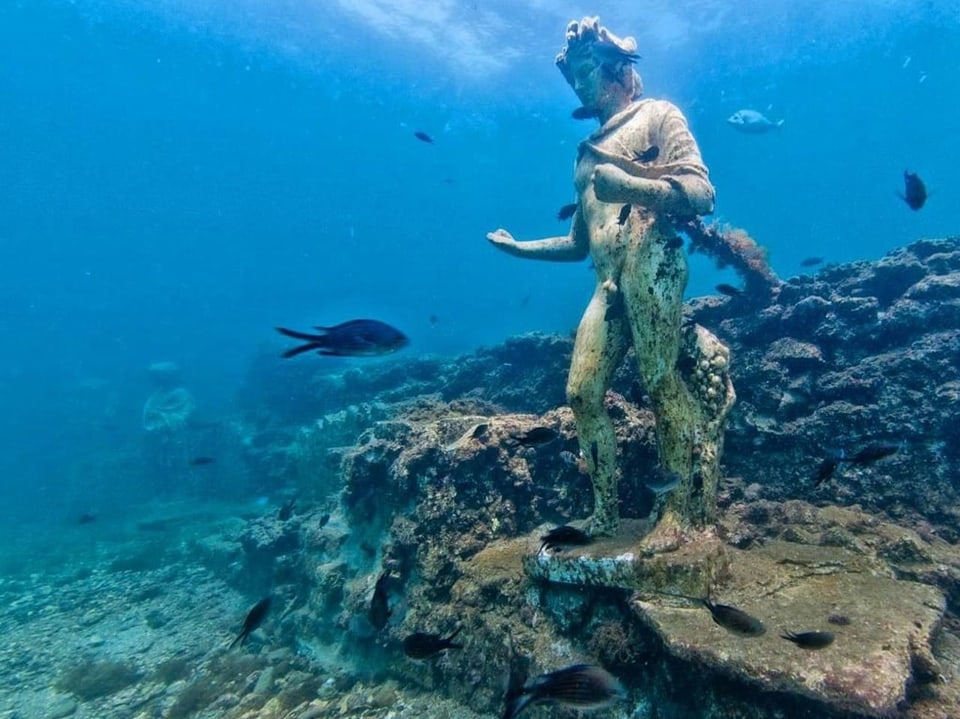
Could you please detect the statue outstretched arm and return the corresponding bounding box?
[486,211,589,262]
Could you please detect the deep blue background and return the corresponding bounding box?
[0,0,956,526]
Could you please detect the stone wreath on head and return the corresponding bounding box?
[555,16,643,100]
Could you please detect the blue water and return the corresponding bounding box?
[0,0,957,527]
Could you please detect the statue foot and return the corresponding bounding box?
[639,509,685,555]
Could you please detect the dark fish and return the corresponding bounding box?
[77,512,97,525]
[276,320,408,358]
[276,497,297,521]
[414,130,434,144]
[827,614,851,626]
[715,283,743,298]
[190,456,216,466]
[848,442,899,464]
[571,106,599,120]
[508,427,560,447]
[590,441,599,469]
[429,314,440,326]
[402,628,463,660]
[617,204,631,225]
[632,145,659,163]
[899,170,927,210]
[369,571,391,631]
[557,203,578,221]
[539,525,593,553]
[503,663,626,719]
[703,599,766,637]
[781,630,834,649]
[813,458,839,487]
[800,256,824,267]
[664,235,684,250]
[228,596,271,649]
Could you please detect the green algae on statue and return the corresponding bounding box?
[487,17,735,537]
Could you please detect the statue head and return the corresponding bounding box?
[556,17,643,115]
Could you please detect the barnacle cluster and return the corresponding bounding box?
[681,325,735,429]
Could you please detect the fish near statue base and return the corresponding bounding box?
[521,499,960,717]
[524,518,729,604]
[631,538,946,718]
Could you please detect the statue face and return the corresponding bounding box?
[557,17,641,112]
[569,58,633,113]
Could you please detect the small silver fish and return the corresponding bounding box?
[644,468,681,496]
[726,109,784,134]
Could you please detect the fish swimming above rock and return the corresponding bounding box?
[369,571,392,631]
[276,497,297,521]
[848,441,900,464]
[643,468,682,496]
[813,457,840,487]
[539,525,593,553]
[800,256,824,267]
[402,628,463,660]
[703,599,766,637]
[276,320,408,358]
[228,596,271,649]
[503,663,626,719]
[715,283,743,298]
[899,171,927,210]
[726,109,784,134]
[557,203,578,221]
[508,426,560,447]
[413,130,434,144]
[781,630,835,649]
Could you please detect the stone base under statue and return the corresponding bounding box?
[504,502,960,718]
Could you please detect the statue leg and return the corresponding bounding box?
[620,232,701,542]
[566,284,629,537]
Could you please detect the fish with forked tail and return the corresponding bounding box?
[507,427,560,447]
[703,599,766,637]
[402,628,463,659]
[276,320,408,358]
[727,109,784,134]
[781,630,834,649]
[503,663,626,719]
[228,596,271,649]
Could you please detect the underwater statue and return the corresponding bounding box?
[488,17,735,540]
[142,361,196,432]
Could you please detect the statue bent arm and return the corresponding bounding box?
[590,102,715,218]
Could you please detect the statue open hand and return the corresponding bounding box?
[486,229,517,251]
